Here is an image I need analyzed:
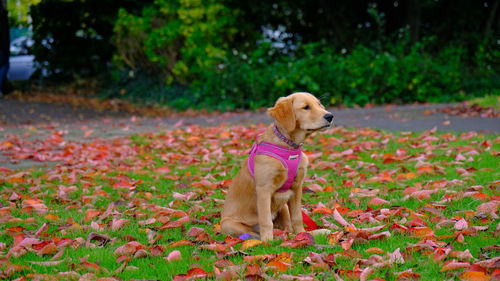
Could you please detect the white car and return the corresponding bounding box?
[8,36,36,81]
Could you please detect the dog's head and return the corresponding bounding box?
[267,92,333,134]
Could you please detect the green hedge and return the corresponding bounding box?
[103,38,499,110]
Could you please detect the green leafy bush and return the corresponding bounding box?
[113,0,240,84]
[183,38,498,109]
[104,37,498,110]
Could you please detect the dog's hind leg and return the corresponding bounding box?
[274,204,292,232]
[220,218,259,238]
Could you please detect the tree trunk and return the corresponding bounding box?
[484,0,499,41]
[407,0,421,43]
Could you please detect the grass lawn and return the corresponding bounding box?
[469,95,500,110]
[0,124,498,280]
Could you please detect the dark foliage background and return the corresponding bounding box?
[28,0,499,109]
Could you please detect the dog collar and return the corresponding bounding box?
[273,125,302,149]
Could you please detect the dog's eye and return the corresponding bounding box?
[303,105,310,110]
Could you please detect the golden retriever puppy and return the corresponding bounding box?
[221,92,333,241]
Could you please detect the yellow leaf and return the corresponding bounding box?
[240,239,263,250]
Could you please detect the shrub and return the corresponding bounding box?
[105,34,498,110]
[186,38,498,109]
[113,0,240,85]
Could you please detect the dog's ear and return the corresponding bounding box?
[267,97,296,132]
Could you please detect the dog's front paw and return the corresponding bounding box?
[260,231,273,242]
[293,225,306,234]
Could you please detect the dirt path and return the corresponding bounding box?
[1,99,499,169]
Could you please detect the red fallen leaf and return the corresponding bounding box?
[149,245,164,256]
[159,220,186,229]
[396,269,421,280]
[476,201,499,218]
[81,261,100,271]
[311,206,333,215]
[474,256,500,269]
[368,197,389,206]
[368,231,391,240]
[307,183,324,192]
[471,192,490,200]
[360,267,374,281]
[342,249,362,258]
[31,240,51,251]
[410,189,436,200]
[168,240,194,247]
[417,166,434,174]
[165,250,182,262]
[455,218,469,230]
[28,259,66,266]
[154,166,171,174]
[113,180,135,189]
[456,233,466,244]
[333,208,354,229]
[440,260,470,272]
[219,178,233,188]
[200,243,228,253]
[0,166,13,173]
[22,198,48,214]
[281,232,314,248]
[327,231,344,245]
[433,247,451,261]
[302,211,319,231]
[214,267,239,280]
[36,242,58,256]
[360,224,386,233]
[407,217,427,227]
[278,274,316,281]
[114,241,145,256]
[9,192,21,201]
[304,252,336,271]
[224,236,243,247]
[389,248,404,264]
[5,226,25,236]
[449,249,474,260]
[187,227,206,237]
[459,271,491,281]
[116,255,131,264]
[110,218,129,231]
[246,264,262,276]
[173,267,209,281]
[191,179,216,189]
[340,237,354,250]
[492,269,500,280]
[138,218,156,225]
[214,259,235,268]
[339,268,363,279]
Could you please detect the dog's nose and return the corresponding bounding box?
[323,113,334,123]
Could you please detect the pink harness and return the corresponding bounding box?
[247,141,302,192]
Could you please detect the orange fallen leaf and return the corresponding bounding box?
[459,271,491,281]
[240,239,263,250]
[84,209,101,222]
[267,260,289,272]
[365,247,385,254]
